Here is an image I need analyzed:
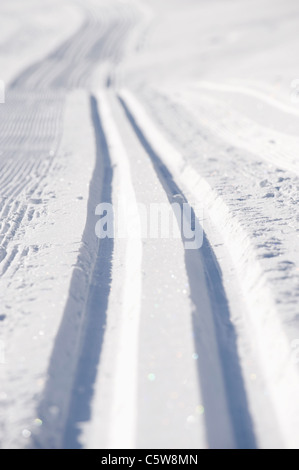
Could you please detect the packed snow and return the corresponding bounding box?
[0,0,298,449]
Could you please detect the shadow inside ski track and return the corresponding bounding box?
[34,96,114,449]
[118,96,257,450]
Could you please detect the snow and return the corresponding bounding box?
[0,0,83,87]
[0,0,298,449]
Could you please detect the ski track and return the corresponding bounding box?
[116,93,256,449]
[0,0,298,449]
[0,0,138,297]
[0,0,139,448]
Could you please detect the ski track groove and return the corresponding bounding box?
[114,92,256,449]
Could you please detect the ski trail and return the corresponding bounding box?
[104,92,206,449]
[31,91,142,449]
[26,93,110,449]
[95,91,143,449]
[10,3,138,90]
[119,89,299,448]
[115,92,256,449]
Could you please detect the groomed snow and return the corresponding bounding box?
[0,0,298,449]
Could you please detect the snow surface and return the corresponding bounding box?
[0,0,298,449]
